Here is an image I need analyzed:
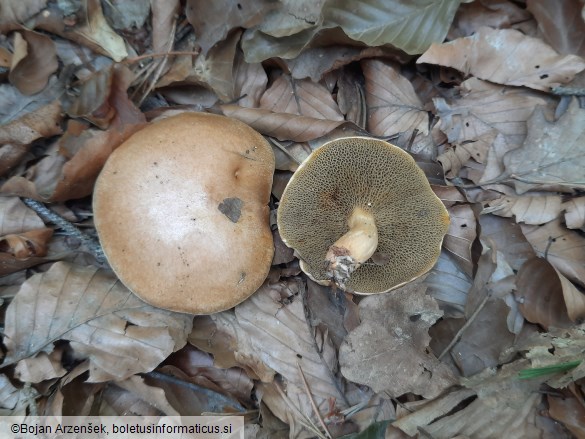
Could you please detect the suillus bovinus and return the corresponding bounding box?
[93,112,275,314]
[277,136,450,294]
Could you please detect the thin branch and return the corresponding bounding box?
[297,362,332,439]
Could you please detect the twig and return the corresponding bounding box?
[438,293,491,360]
[551,86,585,96]
[21,198,106,264]
[297,362,332,439]
[274,381,327,439]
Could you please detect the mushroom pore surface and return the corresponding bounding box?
[277,137,450,294]
[93,113,275,314]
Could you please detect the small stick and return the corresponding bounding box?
[21,198,106,264]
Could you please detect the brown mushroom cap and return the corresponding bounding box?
[93,112,275,314]
[277,136,450,294]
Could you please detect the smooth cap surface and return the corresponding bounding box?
[277,137,450,294]
[93,112,275,314]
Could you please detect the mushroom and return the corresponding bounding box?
[277,136,450,294]
[93,112,275,314]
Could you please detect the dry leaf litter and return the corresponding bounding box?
[0,1,585,438]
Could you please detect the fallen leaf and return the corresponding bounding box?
[114,375,180,416]
[418,27,585,91]
[14,350,67,383]
[0,373,38,414]
[339,279,456,398]
[516,258,580,328]
[0,197,45,235]
[483,194,563,225]
[425,250,472,318]
[527,0,585,57]
[362,59,428,138]
[0,0,46,33]
[241,0,462,62]
[548,392,585,439]
[493,99,585,193]
[2,262,192,382]
[443,204,476,277]
[0,228,53,260]
[0,76,62,125]
[479,214,536,271]
[185,0,275,55]
[563,197,585,230]
[521,219,585,287]
[233,49,268,108]
[259,75,343,121]
[150,0,180,54]
[9,30,58,95]
[434,78,551,166]
[450,0,532,39]
[220,104,351,141]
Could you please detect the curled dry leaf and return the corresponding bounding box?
[418,27,585,91]
[0,0,46,33]
[0,198,45,235]
[114,375,180,416]
[483,194,562,225]
[425,250,472,318]
[233,50,268,108]
[259,75,343,121]
[521,219,585,287]
[186,0,275,55]
[9,30,58,95]
[220,104,350,141]
[339,280,456,398]
[2,262,192,382]
[494,99,585,193]
[362,59,428,138]
[433,78,552,166]
[563,197,585,230]
[0,373,39,414]
[1,65,146,202]
[516,258,581,328]
[547,392,585,439]
[0,228,53,260]
[443,204,476,277]
[527,0,585,57]
[14,350,67,383]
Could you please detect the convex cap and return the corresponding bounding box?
[277,137,449,294]
[93,113,275,314]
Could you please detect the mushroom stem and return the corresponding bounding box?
[325,206,378,289]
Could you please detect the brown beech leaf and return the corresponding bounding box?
[418,27,585,91]
[186,0,275,55]
[0,197,45,235]
[563,197,585,230]
[548,392,585,439]
[0,0,46,33]
[450,0,532,39]
[426,251,472,318]
[1,65,146,202]
[9,30,58,95]
[0,228,52,259]
[494,100,585,193]
[479,214,536,271]
[339,279,456,398]
[259,75,343,121]
[516,258,582,328]
[527,0,585,57]
[193,280,349,424]
[437,142,478,178]
[521,219,585,287]
[233,50,267,108]
[2,262,192,382]
[14,350,67,383]
[151,0,180,54]
[0,99,62,176]
[443,204,476,277]
[220,104,350,141]
[483,194,563,225]
[430,184,466,208]
[433,78,552,165]
[114,376,180,416]
[363,59,428,138]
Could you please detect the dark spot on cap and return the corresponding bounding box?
[218,197,243,223]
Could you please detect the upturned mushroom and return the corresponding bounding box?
[93,112,275,314]
[277,137,450,294]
